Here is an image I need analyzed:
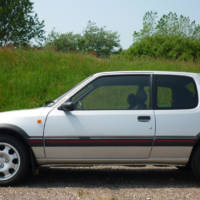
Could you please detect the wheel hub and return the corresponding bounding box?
[0,157,6,168]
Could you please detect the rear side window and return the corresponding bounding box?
[155,75,198,109]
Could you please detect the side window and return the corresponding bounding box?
[155,75,198,109]
[71,75,151,110]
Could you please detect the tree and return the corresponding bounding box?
[83,21,120,57]
[126,11,200,61]
[45,30,83,52]
[156,12,200,38]
[133,11,200,42]
[0,0,45,47]
[133,11,158,42]
[45,21,121,57]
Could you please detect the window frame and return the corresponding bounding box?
[69,74,153,111]
[152,74,199,110]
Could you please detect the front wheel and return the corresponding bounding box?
[0,135,29,185]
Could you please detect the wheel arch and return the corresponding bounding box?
[0,124,30,144]
[0,123,38,170]
[188,133,200,165]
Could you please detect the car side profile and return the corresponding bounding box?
[1,71,200,185]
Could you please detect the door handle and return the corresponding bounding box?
[137,116,151,122]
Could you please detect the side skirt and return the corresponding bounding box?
[37,158,188,165]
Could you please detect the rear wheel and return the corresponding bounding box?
[0,135,29,185]
[191,144,200,179]
[176,163,191,171]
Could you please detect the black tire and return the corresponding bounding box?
[0,135,30,186]
[191,144,200,179]
[176,164,191,171]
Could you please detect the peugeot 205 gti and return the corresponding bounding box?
[0,71,200,185]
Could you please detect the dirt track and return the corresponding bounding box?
[0,166,200,200]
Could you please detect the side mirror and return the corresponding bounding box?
[58,101,74,111]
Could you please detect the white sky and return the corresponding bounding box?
[32,0,200,49]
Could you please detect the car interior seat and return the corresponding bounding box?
[135,86,147,109]
[127,93,136,109]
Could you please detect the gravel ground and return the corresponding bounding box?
[0,166,200,200]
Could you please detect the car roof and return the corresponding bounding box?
[92,71,198,78]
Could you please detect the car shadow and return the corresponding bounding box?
[21,166,200,188]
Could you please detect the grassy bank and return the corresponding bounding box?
[0,48,200,111]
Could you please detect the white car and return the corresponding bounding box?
[0,71,200,185]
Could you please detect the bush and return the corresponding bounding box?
[125,35,200,61]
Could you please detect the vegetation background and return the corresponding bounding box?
[0,48,200,112]
[0,1,200,111]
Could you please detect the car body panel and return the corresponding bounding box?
[44,110,156,159]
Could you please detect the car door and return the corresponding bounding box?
[151,74,199,162]
[44,74,155,161]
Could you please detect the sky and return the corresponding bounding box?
[32,0,200,49]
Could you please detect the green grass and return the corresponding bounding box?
[0,48,200,112]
